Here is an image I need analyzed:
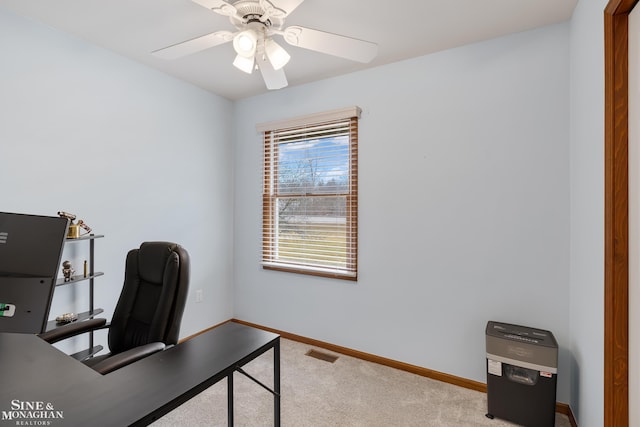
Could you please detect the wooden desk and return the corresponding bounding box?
[0,322,280,426]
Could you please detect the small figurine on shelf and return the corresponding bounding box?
[62,260,74,281]
[77,219,92,234]
[55,312,78,324]
[57,211,92,239]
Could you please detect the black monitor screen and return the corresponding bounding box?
[0,212,69,333]
[0,212,69,277]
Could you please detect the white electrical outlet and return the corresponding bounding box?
[195,289,203,303]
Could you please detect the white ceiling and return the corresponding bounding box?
[0,0,577,100]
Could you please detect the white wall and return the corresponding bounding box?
[0,7,235,343]
[568,0,607,425]
[629,4,640,426]
[234,24,571,402]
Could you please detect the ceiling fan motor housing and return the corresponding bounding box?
[229,1,284,30]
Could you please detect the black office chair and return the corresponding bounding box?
[39,241,190,375]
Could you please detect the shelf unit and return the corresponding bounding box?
[46,234,105,360]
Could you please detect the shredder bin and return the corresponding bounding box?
[485,321,558,427]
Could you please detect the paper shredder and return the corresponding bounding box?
[485,321,558,427]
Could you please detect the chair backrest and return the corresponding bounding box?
[108,242,189,355]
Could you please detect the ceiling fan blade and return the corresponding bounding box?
[152,31,234,60]
[191,0,238,16]
[257,55,288,90]
[260,0,305,18]
[282,26,378,63]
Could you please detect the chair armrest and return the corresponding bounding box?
[38,318,107,344]
[91,342,166,375]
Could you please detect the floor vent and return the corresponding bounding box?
[306,349,339,363]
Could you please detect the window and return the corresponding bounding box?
[258,107,359,280]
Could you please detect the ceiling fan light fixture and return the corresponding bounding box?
[233,30,258,57]
[233,54,255,74]
[264,38,290,70]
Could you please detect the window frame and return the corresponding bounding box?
[258,107,360,281]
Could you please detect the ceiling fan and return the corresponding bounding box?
[152,0,378,90]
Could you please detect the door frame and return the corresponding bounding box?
[604,0,637,425]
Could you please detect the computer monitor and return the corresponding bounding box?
[0,212,69,333]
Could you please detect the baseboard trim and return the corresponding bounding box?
[230,318,577,426]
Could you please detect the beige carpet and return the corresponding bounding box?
[151,338,571,427]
